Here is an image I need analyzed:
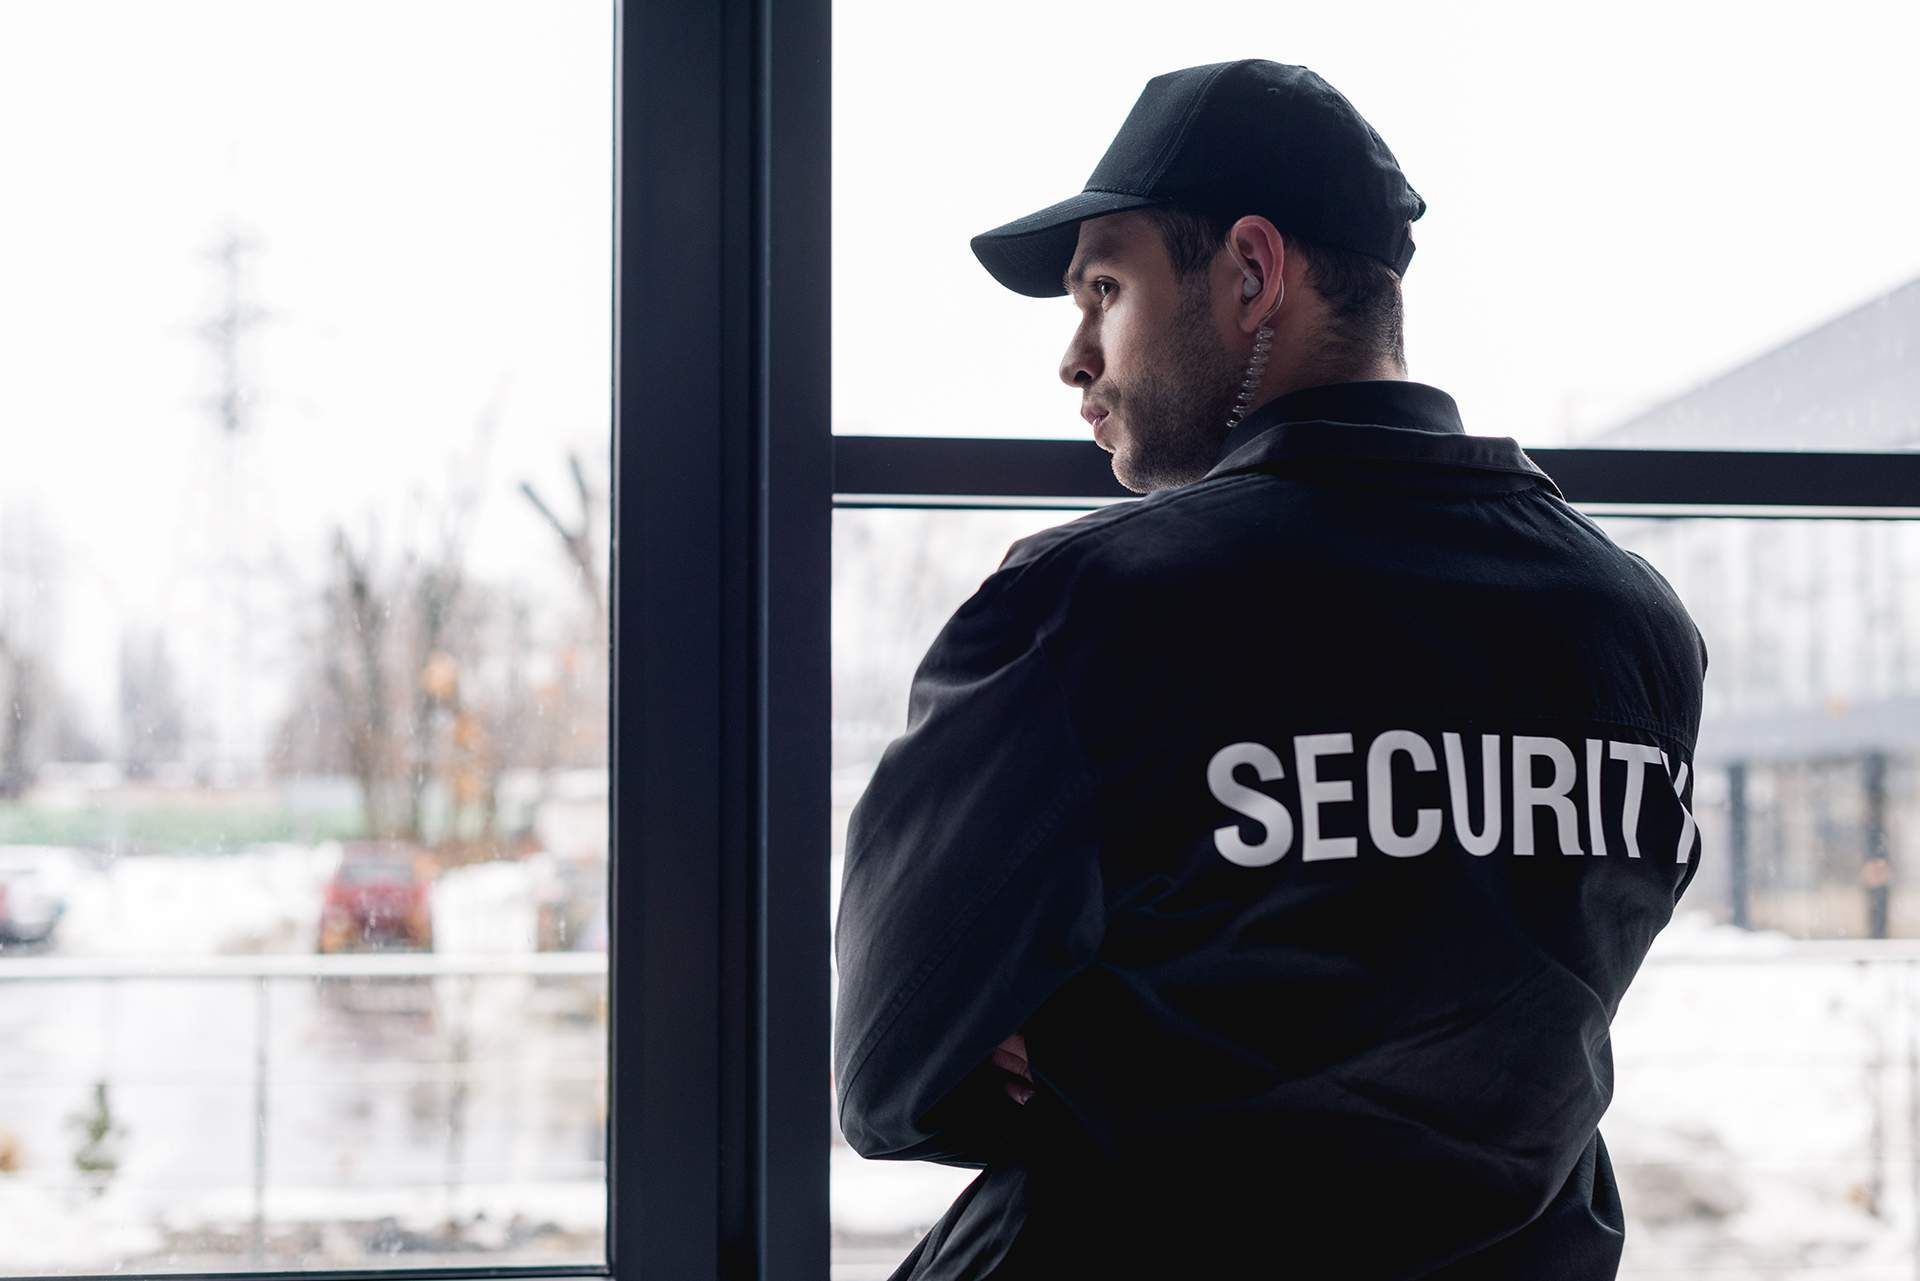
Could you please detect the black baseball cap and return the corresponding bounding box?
[971,60,1426,298]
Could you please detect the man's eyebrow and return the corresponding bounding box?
[1062,239,1125,294]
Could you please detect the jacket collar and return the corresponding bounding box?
[1203,379,1563,499]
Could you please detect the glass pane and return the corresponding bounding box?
[830,509,1064,1275]
[833,507,1920,1273]
[0,2,611,1272]
[1599,518,1920,942]
[833,1,1920,450]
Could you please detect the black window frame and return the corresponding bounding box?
[830,438,1920,515]
[609,0,828,1278]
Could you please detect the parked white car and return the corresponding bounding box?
[0,846,80,947]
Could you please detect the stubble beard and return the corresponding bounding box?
[1103,280,1246,494]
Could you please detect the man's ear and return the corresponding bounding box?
[1226,215,1287,334]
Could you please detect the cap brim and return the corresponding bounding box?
[970,189,1168,298]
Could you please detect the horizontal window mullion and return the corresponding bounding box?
[831,437,1920,511]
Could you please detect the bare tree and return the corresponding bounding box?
[322,525,403,837]
[520,450,605,632]
[295,494,501,840]
[520,449,609,770]
[0,635,39,798]
[119,629,186,781]
[277,427,607,850]
[0,504,67,794]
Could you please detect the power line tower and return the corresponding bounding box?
[185,226,276,788]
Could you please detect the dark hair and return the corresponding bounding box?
[1140,205,1406,371]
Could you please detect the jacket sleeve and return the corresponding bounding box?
[833,554,1106,1165]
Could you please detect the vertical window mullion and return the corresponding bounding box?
[610,0,726,1274]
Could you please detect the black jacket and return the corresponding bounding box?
[834,380,1707,1280]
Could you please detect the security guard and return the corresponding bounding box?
[834,60,1707,1280]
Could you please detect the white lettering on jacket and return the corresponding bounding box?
[1585,738,1610,858]
[1442,732,1502,857]
[1296,733,1357,863]
[1367,730,1441,857]
[1661,751,1699,863]
[1208,741,1294,867]
[1207,731,1693,867]
[1610,742,1664,860]
[1513,736,1583,857]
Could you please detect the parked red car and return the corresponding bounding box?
[318,841,434,953]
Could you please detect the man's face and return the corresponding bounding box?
[1059,212,1243,494]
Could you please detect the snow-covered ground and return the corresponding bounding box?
[1609,914,1920,1278]
[0,843,605,1272]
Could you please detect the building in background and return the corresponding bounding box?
[1593,276,1920,938]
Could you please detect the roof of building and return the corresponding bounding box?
[1591,275,1920,449]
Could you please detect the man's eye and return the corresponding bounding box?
[1093,279,1115,301]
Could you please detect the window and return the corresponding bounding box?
[828,511,1064,1271]
[1,3,612,1271]
[828,9,1920,1271]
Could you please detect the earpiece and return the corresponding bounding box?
[1241,273,1261,299]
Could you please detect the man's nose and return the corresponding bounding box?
[1059,330,1101,390]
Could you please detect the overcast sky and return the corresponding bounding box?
[3,0,1918,748]
[835,0,1920,445]
[0,1,612,745]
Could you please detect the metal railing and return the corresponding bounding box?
[14,944,1920,1278]
[0,952,607,1272]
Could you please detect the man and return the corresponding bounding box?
[834,59,1707,1279]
